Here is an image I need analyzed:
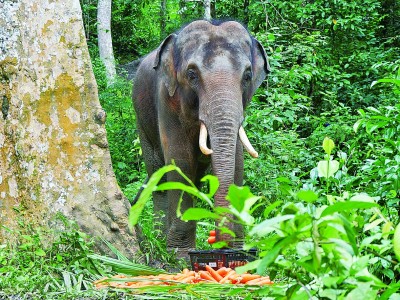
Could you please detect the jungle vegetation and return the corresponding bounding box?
[1,0,399,298]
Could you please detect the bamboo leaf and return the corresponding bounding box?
[181,208,220,221]
[129,165,177,226]
[321,201,379,218]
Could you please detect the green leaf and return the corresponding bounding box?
[263,200,283,218]
[226,185,254,212]
[317,160,339,178]
[89,254,166,275]
[256,235,297,274]
[297,190,318,203]
[322,137,335,155]
[181,208,219,221]
[157,181,212,207]
[35,248,46,257]
[201,175,219,198]
[320,201,379,218]
[353,119,363,133]
[129,165,177,227]
[250,215,295,236]
[393,222,400,262]
[235,259,261,274]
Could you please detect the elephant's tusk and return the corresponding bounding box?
[199,122,213,155]
[239,126,259,158]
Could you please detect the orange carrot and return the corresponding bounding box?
[217,267,231,276]
[181,275,195,283]
[205,265,224,282]
[239,274,261,283]
[199,270,217,282]
[219,270,236,284]
[246,276,271,285]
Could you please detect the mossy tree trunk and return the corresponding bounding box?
[0,0,136,256]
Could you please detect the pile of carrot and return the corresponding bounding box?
[94,266,273,289]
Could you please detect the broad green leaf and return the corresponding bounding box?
[317,160,339,178]
[322,137,335,155]
[366,106,382,114]
[353,119,363,133]
[181,208,219,221]
[345,282,377,300]
[256,235,297,274]
[297,190,318,203]
[235,259,261,274]
[350,193,375,202]
[157,181,212,206]
[226,185,254,212]
[393,222,400,262]
[321,201,379,218]
[375,78,400,87]
[201,175,219,198]
[129,165,177,226]
[35,248,46,256]
[263,200,283,218]
[382,221,393,236]
[363,218,384,232]
[250,215,295,236]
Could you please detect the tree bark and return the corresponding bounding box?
[97,0,116,84]
[0,0,136,257]
[204,0,211,21]
[160,0,167,39]
[243,0,250,25]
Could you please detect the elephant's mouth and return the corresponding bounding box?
[199,121,258,158]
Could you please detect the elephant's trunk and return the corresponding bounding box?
[199,81,243,208]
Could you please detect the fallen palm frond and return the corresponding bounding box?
[89,254,167,276]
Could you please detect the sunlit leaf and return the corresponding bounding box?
[129,165,177,227]
[35,248,46,257]
[393,222,400,262]
[322,137,335,155]
[297,190,318,203]
[226,185,254,212]
[181,208,219,221]
[317,160,339,178]
[320,201,379,217]
[250,215,295,236]
[353,119,363,133]
[201,175,219,198]
[263,200,283,218]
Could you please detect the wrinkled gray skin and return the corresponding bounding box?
[133,20,270,256]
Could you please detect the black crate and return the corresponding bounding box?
[188,249,257,271]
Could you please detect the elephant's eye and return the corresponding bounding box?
[186,68,198,82]
[243,70,253,86]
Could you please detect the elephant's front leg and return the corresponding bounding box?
[160,122,198,256]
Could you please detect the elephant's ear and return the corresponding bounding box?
[251,38,271,93]
[154,34,178,97]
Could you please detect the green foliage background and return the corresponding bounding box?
[83,0,399,297]
[1,0,399,298]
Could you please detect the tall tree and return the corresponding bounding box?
[0,0,136,256]
[160,0,167,39]
[97,0,116,83]
[204,0,211,20]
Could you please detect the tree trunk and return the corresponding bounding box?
[160,0,167,39]
[204,0,211,21]
[0,0,136,257]
[97,0,116,84]
[243,0,250,25]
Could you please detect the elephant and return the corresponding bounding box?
[132,20,270,256]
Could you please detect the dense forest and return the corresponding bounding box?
[1,0,400,298]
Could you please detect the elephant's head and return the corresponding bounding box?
[154,20,270,242]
